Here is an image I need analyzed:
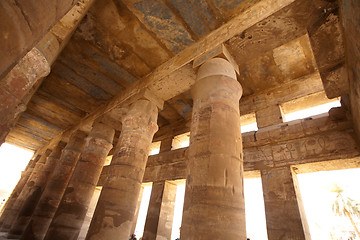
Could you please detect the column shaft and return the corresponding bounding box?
[261,166,310,240]
[41,123,114,240]
[17,131,86,240]
[0,150,52,233]
[85,99,158,240]
[0,0,77,78]
[0,156,38,227]
[0,33,59,145]
[142,181,177,240]
[181,58,245,239]
[0,0,95,146]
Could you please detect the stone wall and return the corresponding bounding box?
[341,0,360,141]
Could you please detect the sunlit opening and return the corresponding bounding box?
[297,168,360,239]
[281,92,341,122]
[171,182,186,240]
[149,141,161,156]
[241,113,258,133]
[134,184,153,238]
[0,143,33,205]
[244,175,268,240]
[172,132,190,150]
[104,155,112,166]
[283,101,341,122]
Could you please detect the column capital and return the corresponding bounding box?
[122,99,159,137]
[192,58,243,106]
[197,57,237,80]
[193,44,239,75]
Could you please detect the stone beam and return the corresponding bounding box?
[0,0,78,78]
[239,72,324,115]
[340,0,360,141]
[153,119,190,142]
[34,0,295,155]
[2,0,96,147]
[153,72,329,143]
[307,1,349,99]
[98,116,360,184]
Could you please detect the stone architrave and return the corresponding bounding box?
[39,122,114,240]
[7,131,86,239]
[181,58,246,239]
[85,99,158,240]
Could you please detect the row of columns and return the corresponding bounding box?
[0,57,309,240]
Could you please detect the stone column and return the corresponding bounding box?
[39,122,114,240]
[12,131,86,239]
[0,0,96,146]
[0,149,53,233]
[0,33,59,146]
[142,181,177,240]
[85,99,158,240]
[260,166,310,240]
[181,58,245,239]
[0,155,39,227]
[0,0,77,78]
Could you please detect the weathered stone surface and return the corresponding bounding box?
[86,99,158,240]
[142,181,177,240]
[18,131,86,240]
[159,137,173,153]
[256,105,283,128]
[143,148,188,183]
[239,72,324,115]
[97,116,359,185]
[2,0,96,151]
[261,166,310,240]
[0,0,77,78]
[41,123,114,240]
[340,0,360,141]
[0,43,56,146]
[181,58,246,239]
[308,1,348,99]
[19,0,297,156]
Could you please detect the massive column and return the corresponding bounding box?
[0,149,53,233]
[0,0,96,146]
[261,166,310,240]
[0,0,77,78]
[9,131,86,239]
[85,99,159,240]
[0,32,59,146]
[0,155,39,227]
[142,181,177,240]
[39,122,114,240]
[181,58,245,239]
